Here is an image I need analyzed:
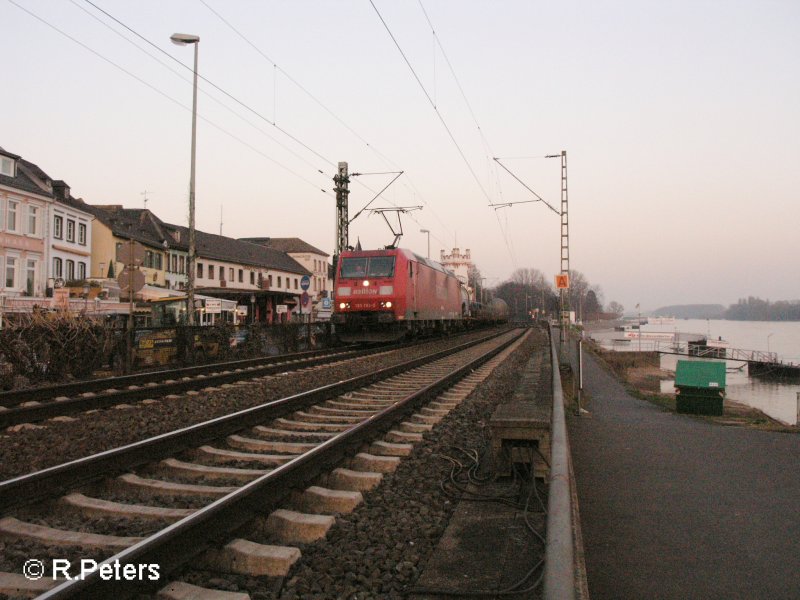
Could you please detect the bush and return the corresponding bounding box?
[0,311,113,387]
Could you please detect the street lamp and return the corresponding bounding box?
[171,32,200,326]
[420,229,430,259]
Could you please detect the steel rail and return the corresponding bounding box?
[543,325,576,600]
[0,345,360,408]
[0,331,507,512]
[38,329,524,599]
[0,348,368,428]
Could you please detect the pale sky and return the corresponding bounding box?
[2,0,798,312]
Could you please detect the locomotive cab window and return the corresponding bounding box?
[341,258,367,278]
[340,256,396,279]
[367,256,394,277]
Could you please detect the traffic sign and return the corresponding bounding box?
[116,241,145,267]
[554,274,570,289]
[118,268,145,294]
[276,305,288,314]
[322,297,331,309]
[301,292,310,306]
[300,275,311,290]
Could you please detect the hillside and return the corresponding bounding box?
[651,304,726,319]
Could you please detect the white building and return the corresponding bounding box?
[440,247,475,302]
[50,181,94,284]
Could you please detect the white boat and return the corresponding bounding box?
[647,316,676,325]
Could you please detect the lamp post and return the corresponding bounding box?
[420,229,430,259]
[171,32,200,326]
[250,294,256,324]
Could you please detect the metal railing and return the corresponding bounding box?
[543,325,576,600]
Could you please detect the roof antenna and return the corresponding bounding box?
[219,205,223,236]
[141,189,153,210]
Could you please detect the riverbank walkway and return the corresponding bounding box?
[568,352,800,599]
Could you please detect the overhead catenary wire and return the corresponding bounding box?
[81,0,334,168]
[199,0,455,244]
[8,0,329,195]
[371,0,518,269]
[50,0,448,242]
[67,0,331,180]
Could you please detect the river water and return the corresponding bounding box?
[590,319,800,425]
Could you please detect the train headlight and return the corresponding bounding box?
[338,302,347,310]
[385,301,392,308]
[362,280,370,287]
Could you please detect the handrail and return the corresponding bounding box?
[543,325,576,600]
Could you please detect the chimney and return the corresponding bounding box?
[52,180,71,200]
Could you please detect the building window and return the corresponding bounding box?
[54,215,63,239]
[0,198,4,230]
[66,259,75,281]
[0,156,14,177]
[66,219,75,242]
[7,200,18,232]
[26,206,38,236]
[239,269,244,283]
[155,253,162,270]
[5,256,17,288]
[294,278,298,290]
[268,274,273,286]
[26,260,37,295]
[250,271,255,285]
[209,265,214,280]
[197,263,204,278]
[179,256,185,274]
[78,262,86,280]
[53,257,63,278]
[78,223,87,245]
[229,267,234,282]
[277,276,281,288]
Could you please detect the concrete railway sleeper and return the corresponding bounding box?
[0,329,526,599]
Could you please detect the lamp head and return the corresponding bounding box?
[170,33,200,45]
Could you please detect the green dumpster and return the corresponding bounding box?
[674,360,726,416]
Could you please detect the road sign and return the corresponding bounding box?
[116,241,145,267]
[118,268,145,294]
[555,274,570,289]
[322,297,331,309]
[276,305,288,314]
[205,299,222,314]
[300,275,311,290]
[301,292,310,307]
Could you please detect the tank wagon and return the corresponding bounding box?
[332,248,466,343]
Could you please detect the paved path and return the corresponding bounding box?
[568,352,800,600]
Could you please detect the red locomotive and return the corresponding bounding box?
[331,248,468,342]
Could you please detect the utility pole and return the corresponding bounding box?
[333,162,350,273]
[547,151,570,343]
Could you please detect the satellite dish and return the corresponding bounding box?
[54,278,65,288]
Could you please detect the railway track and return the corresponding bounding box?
[0,328,526,599]
[0,337,455,429]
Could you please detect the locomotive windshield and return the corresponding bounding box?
[340,256,395,278]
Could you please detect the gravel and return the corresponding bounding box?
[0,331,501,481]
[173,326,550,599]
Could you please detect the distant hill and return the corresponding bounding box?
[651,304,725,319]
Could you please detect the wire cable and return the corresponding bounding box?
[200,0,455,244]
[8,0,329,195]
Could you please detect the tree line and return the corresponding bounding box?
[724,297,800,321]
[471,267,623,321]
